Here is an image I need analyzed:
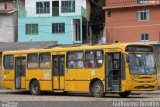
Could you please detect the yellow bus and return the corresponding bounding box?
[1,43,158,97]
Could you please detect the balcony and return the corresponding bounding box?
[18,6,86,18]
[104,0,160,9]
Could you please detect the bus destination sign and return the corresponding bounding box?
[125,46,153,52]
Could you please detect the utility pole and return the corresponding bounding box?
[89,26,92,45]
[86,21,89,44]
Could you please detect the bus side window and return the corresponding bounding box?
[85,50,103,68]
[39,53,51,69]
[4,55,14,70]
[95,51,103,68]
[67,51,84,69]
[27,54,39,69]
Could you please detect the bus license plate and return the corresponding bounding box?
[144,85,149,88]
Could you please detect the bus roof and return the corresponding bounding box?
[2,43,152,55]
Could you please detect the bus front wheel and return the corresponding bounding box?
[92,80,105,97]
[118,91,131,98]
[30,80,41,95]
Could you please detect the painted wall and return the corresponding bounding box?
[18,16,82,44]
[25,0,88,18]
[105,6,160,43]
[0,14,16,42]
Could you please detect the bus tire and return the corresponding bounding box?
[118,91,131,98]
[92,80,105,98]
[30,80,41,95]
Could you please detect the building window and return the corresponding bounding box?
[52,23,65,34]
[61,0,75,13]
[85,50,103,68]
[27,54,39,69]
[108,11,111,17]
[39,53,51,69]
[137,10,149,21]
[67,51,84,69]
[137,0,150,4]
[141,34,149,41]
[4,55,14,70]
[26,24,38,35]
[36,1,50,14]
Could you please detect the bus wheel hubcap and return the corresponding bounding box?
[95,84,102,95]
[33,83,38,93]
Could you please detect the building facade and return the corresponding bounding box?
[18,0,91,44]
[104,0,160,43]
[0,1,17,42]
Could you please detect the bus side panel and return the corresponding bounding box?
[65,69,77,91]
[65,81,76,91]
[76,81,90,92]
[39,81,52,91]
[2,70,15,89]
[2,81,15,89]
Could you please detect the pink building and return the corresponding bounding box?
[103,0,160,43]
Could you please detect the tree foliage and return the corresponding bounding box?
[90,0,105,38]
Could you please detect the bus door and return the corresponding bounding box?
[105,53,121,92]
[15,57,26,89]
[52,55,65,90]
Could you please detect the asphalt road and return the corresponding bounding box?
[0,90,160,102]
[0,90,160,107]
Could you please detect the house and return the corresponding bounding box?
[0,1,17,42]
[103,0,160,43]
[18,0,91,44]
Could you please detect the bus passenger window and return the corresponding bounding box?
[95,51,103,68]
[39,53,51,69]
[4,55,14,70]
[85,50,103,68]
[27,54,39,69]
[67,51,84,69]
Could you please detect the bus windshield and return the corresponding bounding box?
[128,53,156,75]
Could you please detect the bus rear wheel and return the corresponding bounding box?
[30,80,41,95]
[118,91,131,98]
[92,80,105,98]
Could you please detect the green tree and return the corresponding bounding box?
[89,0,105,42]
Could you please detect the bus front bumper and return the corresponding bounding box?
[125,80,158,91]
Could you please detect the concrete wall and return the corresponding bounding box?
[18,16,83,44]
[0,14,15,42]
[105,6,160,43]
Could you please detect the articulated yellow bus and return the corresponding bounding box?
[1,43,158,97]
